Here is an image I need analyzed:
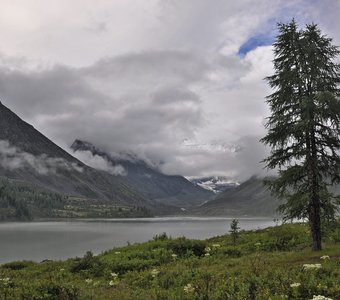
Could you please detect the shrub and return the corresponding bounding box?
[37,282,79,300]
[153,232,169,241]
[262,225,308,251]
[70,251,104,276]
[110,259,156,274]
[166,238,206,257]
[223,247,242,257]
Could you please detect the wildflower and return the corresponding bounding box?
[254,242,261,247]
[151,269,160,277]
[59,268,65,272]
[320,255,330,260]
[111,272,118,279]
[114,251,121,254]
[290,282,301,288]
[204,247,211,252]
[85,279,93,284]
[205,253,210,257]
[212,243,221,248]
[311,295,333,300]
[303,264,322,270]
[109,280,116,287]
[0,278,10,286]
[171,254,177,259]
[184,283,195,293]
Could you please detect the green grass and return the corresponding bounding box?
[0,223,339,299]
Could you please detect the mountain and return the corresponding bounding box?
[71,140,214,208]
[0,101,179,216]
[192,176,282,217]
[0,100,139,203]
[189,176,238,194]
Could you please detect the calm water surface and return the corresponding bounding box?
[0,217,275,263]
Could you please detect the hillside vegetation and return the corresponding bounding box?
[0,178,152,221]
[0,222,339,299]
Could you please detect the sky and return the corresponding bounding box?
[0,0,339,181]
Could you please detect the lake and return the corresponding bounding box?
[0,217,275,264]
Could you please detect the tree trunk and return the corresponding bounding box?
[309,126,322,251]
[309,196,322,250]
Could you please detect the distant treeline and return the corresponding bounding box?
[0,178,152,221]
[0,178,67,221]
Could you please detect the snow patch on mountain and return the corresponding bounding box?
[188,176,239,194]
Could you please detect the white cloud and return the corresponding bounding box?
[0,140,83,174]
[72,150,127,176]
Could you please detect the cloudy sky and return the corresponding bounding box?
[0,0,339,181]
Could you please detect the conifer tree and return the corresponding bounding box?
[229,219,240,246]
[261,20,340,250]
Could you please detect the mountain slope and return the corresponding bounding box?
[193,176,282,217]
[0,101,180,214]
[71,140,213,208]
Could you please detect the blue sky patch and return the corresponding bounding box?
[238,34,275,56]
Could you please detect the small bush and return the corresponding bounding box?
[330,227,340,242]
[70,251,104,276]
[38,282,79,300]
[262,225,308,251]
[223,247,242,257]
[153,232,169,241]
[110,259,156,274]
[166,237,206,257]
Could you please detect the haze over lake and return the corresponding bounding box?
[0,217,275,264]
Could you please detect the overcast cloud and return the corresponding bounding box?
[0,0,339,181]
[72,150,127,176]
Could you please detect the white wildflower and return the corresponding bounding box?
[303,264,322,270]
[204,247,211,252]
[290,282,301,288]
[311,295,333,300]
[184,283,195,293]
[0,278,10,286]
[205,253,210,257]
[85,279,93,284]
[111,272,118,279]
[320,255,330,260]
[109,280,116,287]
[151,269,160,277]
[171,254,177,259]
[115,251,121,254]
[212,243,221,248]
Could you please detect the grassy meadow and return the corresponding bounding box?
[0,222,339,299]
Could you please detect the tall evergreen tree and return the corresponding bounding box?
[261,20,340,250]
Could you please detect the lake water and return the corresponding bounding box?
[0,217,275,264]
